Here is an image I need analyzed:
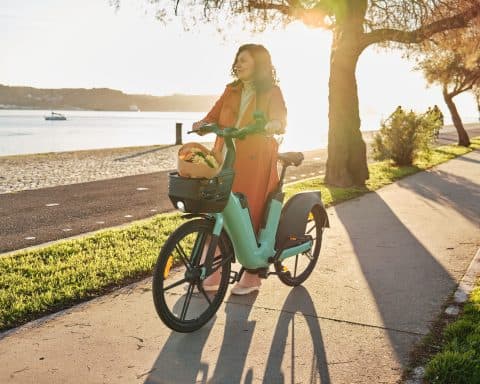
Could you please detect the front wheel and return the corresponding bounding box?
[152,219,232,332]
[274,205,325,286]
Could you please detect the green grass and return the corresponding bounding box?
[423,283,480,384]
[285,137,479,204]
[0,213,182,330]
[0,138,478,332]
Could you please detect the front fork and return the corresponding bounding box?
[192,214,228,281]
[200,234,220,280]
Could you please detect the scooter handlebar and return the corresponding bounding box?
[187,111,267,139]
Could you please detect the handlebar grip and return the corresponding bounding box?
[188,111,267,138]
[188,123,219,135]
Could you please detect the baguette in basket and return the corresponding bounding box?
[177,142,223,179]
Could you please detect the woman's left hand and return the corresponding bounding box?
[264,120,284,135]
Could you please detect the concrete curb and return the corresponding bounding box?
[452,247,480,305]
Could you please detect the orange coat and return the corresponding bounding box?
[201,81,287,234]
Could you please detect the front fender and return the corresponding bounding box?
[275,191,329,248]
[181,213,213,221]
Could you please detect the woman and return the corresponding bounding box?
[192,43,287,295]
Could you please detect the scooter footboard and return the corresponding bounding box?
[275,191,329,249]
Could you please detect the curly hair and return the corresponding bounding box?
[230,44,278,92]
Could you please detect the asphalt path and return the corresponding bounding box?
[0,150,327,253]
[1,124,479,254]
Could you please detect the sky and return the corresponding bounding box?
[1,0,479,131]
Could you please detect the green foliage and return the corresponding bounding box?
[425,350,480,384]
[471,137,480,150]
[424,283,480,384]
[415,28,480,95]
[372,107,440,165]
[425,106,444,136]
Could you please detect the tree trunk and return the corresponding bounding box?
[443,89,470,147]
[325,26,369,187]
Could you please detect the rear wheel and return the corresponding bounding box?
[152,219,232,332]
[274,206,325,286]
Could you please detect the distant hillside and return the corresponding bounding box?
[0,84,218,112]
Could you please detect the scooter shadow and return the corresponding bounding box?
[144,285,330,384]
[261,285,331,384]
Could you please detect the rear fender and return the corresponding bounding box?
[275,191,329,248]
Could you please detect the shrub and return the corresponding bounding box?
[424,350,480,384]
[425,105,444,137]
[372,107,438,165]
[443,318,478,343]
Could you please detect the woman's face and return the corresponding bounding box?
[234,50,255,81]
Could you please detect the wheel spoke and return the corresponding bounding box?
[210,255,232,274]
[180,283,194,320]
[293,255,299,278]
[303,250,314,261]
[175,243,192,271]
[163,277,188,291]
[306,224,316,235]
[198,284,212,305]
[200,254,222,269]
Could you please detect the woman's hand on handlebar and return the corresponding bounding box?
[192,120,208,136]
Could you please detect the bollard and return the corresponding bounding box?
[175,122,182,145]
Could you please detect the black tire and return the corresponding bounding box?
[274,205,325,286]
[152,219,232,332]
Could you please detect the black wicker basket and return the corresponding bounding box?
[168,169,235,213]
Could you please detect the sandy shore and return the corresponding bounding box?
[1,133,379,194]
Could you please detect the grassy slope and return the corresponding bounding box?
[1,138,479,332]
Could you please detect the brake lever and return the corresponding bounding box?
[187,123,218,135]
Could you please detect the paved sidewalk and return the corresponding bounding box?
[0,150,479,383]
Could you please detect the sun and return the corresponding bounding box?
[257,22,332,150]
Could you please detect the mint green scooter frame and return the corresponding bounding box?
[195,114,312,270]
[209,193,312,269]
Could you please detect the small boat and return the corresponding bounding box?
[45,112,67,121]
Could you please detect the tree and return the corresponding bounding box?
[415,26,480,146]
[113,1,480,186]
[474,85,480,122]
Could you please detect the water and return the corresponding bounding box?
[1,109,475,157]
[0,110,207,156]
[0,109,333,156]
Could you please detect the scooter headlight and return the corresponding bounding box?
[176,201,186,212]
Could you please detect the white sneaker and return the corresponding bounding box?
[231,284,261,296]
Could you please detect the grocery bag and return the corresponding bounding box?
[177,142,223,179]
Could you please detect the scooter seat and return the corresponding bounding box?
[277,152,304,167]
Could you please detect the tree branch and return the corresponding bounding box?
[451,83,473,97]
[246,0,331,27]
[247,0,290,15]
[361,4,480,48]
